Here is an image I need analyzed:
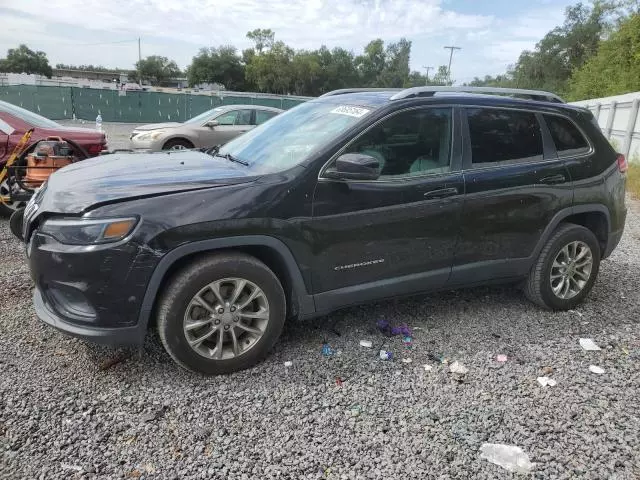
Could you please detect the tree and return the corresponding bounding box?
[509,1,619,95]
[245,41,295,94]
[568,13,640,99]
[187,46,245,89]
[134,55,181,86]
[378,39,412,88]
[0,44,52,77]
[432,65,453,86]
[246,29,275,54]
[354,39,386,86]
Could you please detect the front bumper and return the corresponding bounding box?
[27,229,159,345]
[34,287,145,344]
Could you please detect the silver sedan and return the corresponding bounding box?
[129,105,283,151]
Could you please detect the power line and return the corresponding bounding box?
[422,66,433,83]
[443,46,461,84]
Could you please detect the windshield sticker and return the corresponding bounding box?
[330,106,371,118]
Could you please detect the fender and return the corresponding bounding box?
[530,203,611,261]
[136,235,316,330]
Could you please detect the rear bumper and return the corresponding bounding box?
[34,287,145,345]
[603,227,624,259]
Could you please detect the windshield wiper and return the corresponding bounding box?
[203,144,221,155]
[215,152,249,166]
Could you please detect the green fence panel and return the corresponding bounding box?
[0,86,310,123]
[0,85,72,119]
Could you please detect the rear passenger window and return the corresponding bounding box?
[467,108,543,165]
[544,115,589,155]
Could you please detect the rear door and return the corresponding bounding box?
[311,106,464,311]
[451,106,572,284]
[254,109,279,126]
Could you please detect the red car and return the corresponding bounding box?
[0,99,107,215]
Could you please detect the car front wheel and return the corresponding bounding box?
[157,253,286,374]
[524,223,601,310]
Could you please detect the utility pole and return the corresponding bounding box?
[443,46,461,85]
[138,37,142,86]
[422,66,433,84]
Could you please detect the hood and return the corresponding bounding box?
[133,122,182,132]
[39,150,257,213]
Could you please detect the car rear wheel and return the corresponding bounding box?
[162,138,194,150]
[157,253,286,374]
[524,223,600,310]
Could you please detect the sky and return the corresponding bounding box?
[0,0,575,84]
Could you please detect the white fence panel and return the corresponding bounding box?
[571,92,640,162]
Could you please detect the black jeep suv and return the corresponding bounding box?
[13,86,627,374]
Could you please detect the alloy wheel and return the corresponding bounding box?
[183,277,270,360]
[550,240,593,299]
[0,178,27,212]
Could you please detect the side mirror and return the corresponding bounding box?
[205,120,219,128]
[325,153,381,181]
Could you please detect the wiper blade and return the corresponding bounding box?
[215,152,249,166]
[203,144,221,155]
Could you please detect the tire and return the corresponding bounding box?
[157,253,286,374]
[524,223,601,310]
[162,138,194,150]
[9,207,25,240]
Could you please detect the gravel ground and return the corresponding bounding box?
[1,199,640,479]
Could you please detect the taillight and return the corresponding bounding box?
[617,153,628,173]
[86,144,103,156]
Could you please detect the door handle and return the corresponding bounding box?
[423,187,458,199]
[539,174,566,185]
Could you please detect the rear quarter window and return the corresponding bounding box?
[543,114,590,157]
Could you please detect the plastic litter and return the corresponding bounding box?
[496,354,508,362]
[335,377,343,387]
[377,319,412,337]
[428,353,447,364]
[579,338,601,351]
[541,366,554,375]
[284,361,293,367]
[61,464,83,472]
[537,376,557,387]
[359,340,373,348]
[321,343,335,357]
[402,335,413,350]
[423,364,433,372]
[589,365,605,374]
[568,309,583,317]
[480,443,535,474]
[379,350,393,361]
[350,405,361,417]
[95,113,102,132]
[449,361,468,375]
[401,358,412,364]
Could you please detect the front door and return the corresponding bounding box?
[451,106,573,284]
[200,109,254,146]
[311,106,464,312]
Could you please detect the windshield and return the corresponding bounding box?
[0,101,61,128]
[218,101,372,173]
[184,107,225,125]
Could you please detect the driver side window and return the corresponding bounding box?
[343,108,452,178]
[215,111,238,126]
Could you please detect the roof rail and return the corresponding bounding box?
[389,86,565,103]
[319,88,403,98]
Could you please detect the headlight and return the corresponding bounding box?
[40,217,138,245]
[133,130,165,141]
